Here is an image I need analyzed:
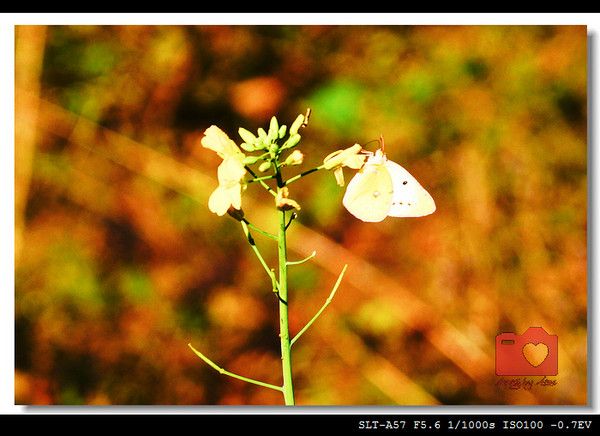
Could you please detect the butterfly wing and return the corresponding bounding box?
[342,159,394,222]
[385,160,436,217]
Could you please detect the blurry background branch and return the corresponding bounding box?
[15,25,47,263]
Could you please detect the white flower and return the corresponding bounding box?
[208,157,247,216]
[323,144,366,186]
[201,125,245,161]
[201,126,247,216]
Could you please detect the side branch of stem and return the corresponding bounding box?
[188,343,283,392]
[284,165,324,186]
[290,264,347,347]
[245,165,277,197]
[243,219,277,240]
[287,251,316,266]
[240,221,279,290]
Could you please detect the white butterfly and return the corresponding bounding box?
[342,148,436,222]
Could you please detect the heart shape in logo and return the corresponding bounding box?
[522,343,549,367]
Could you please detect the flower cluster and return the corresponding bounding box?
[201,113,309,216]
[201,112,377,218]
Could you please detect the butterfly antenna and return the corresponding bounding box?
[379,134,385,153]
[362,138,381,151]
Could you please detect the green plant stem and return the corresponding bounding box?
[277,207,295,405]
[248,174,276,183]
[245,165,277,197]
[188,343,283,392]
[240,221,279,290]
[290,264,347,347]
[243,219,277,241]
[283,165,325,186]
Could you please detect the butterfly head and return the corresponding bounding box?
[361,148,386,166]
[359,135,387,166]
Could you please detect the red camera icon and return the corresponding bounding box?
[495,327,558,376]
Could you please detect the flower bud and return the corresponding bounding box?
[282,134,301,150]
[240,142,257,152]
[258,161,271,172]
[268,116,279,142]
[243,155,262,165]
[256,128,271,149]
[238,127,257,145]
[278,125,287,139]
[284,150,304,166]
[289,114,305,135]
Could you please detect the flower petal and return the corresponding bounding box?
[226,184,242,210]
[343,153,367,169]
[333,167,345,187]
[217,157,247,187]
[201,125,245,160]
[208,187,232,216]
[323,143,364,170]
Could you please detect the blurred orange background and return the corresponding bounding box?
[15,25,587,405]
